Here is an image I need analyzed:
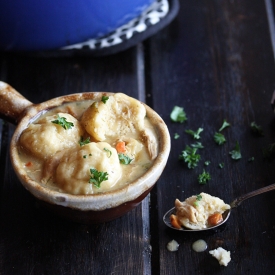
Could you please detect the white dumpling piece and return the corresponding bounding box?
[81,93,146,142]
[19,112,84,159]
[55,142,122,195]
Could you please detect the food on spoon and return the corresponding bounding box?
[19,113,84,159]
[209,247,231,266]
[18,93,158,195]
[171,192,230,230]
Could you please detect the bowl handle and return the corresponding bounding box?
[0,81,32,124]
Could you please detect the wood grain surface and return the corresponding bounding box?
[1,0,275,274]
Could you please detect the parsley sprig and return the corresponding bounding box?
[191,142,204,149]
[51,115,74,130]
[219,119,230,132]
[118,153,133,165]
[185,128,203,140]
[229,141,242,160]
[198,169,211,184]
[214,132,226,145]
[101,96,109,104]
[79,136,91,146]
[263,143,275,160]
[250,121,264,136]
[104,148,112,158]
[194,194,202,207]
[179,146,200,169]
[89,168,108,188]
[170,106,187,123]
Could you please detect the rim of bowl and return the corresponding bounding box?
[10,92,171,211]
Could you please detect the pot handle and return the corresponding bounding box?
[0,81,33,124]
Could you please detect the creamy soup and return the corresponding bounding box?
[18,93,158,195]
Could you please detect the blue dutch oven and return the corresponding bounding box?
[0,0,154,51]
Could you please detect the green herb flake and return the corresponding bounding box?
[198,169,211,184]
[219,162,224,168]
[219,119,230,132]
[174,133,180,139]
[89,168,108,188]
[170,106,187,123]
[101,96,109,104]
[204,161,211,166]
[104,148,112,158]
[118,153,133,165]
[179,145,200,169]
[250,121,264,136]
[191,142,204,149]
[229,141,242,160]
[83,155,87,159]
[79,136,91,146]
[194,194,203,206]
[248,157,254,162]
[196,194,202,201]
[51,115,74,130]
[263,143,275,160]
[185,128,204,140]
[214,132,226,145]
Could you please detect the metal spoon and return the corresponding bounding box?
[163,183,275,232]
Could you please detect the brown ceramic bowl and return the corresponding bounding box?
[0,81,170,224]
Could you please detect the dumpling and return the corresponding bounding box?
[19,112,84,160]
[80,93,146,142]
[55,142,122,195]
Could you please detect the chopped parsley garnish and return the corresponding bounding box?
[83,154,92,158]
[89,168,108,188]
[51,115,74,130]
[118,153,133,165]
[79,136,91,146]
[219,119,230,132]
[179,146,200,169]
[229,141,242,160]
[174,133,180,139]
[198,169,211,184]
[263,143,275,160]
[104,148,112,158]
[101,96,109,104]
[214,132,226,145]
[204,160,211,166]
[219,162,224,168]
[194,194,202,207]
[248,157,254,162]
[185,128,203,140]
[170,106,187,123]
[191,142,204,149]
[250,121,264,136]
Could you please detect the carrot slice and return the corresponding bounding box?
[25,161,32,167]
[208,213,223,226]
[116,141,126,153]
[170,214,182,229]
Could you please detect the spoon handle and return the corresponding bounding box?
[231,183,275,208]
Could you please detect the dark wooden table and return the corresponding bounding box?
[1,0,275,274]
